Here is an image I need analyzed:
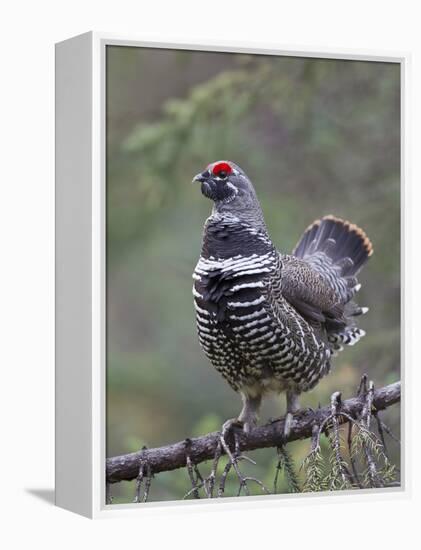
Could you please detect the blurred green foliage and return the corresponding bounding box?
[106,46,400,503]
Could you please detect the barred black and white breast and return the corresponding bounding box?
[192,161,373,433]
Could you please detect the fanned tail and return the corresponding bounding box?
[293,215,373,276]
[293,215,373,353]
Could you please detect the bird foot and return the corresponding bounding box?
[221,418,245,439]
[266,412,296,438]
[269,409,315,440]
[269,407,313,425]
[222,411,258,438]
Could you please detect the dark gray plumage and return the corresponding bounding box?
[192,161,373,433]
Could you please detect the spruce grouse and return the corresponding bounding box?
[192,160,373,435]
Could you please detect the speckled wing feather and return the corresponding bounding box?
[280,254,346,328]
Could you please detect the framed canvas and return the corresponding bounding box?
[55,32,408,518]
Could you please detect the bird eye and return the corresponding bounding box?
[212,161,232,178]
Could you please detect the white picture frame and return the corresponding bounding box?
[55,31,409,518]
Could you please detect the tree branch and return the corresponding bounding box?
[106,381,400,484]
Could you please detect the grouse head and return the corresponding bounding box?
[193,160,266,227]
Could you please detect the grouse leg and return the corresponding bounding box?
[222,393,262,436]
[283,390,300,439]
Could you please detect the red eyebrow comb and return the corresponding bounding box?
[211,161,232,176]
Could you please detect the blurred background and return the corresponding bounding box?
[106,46,400,503]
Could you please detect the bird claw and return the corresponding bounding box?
[221,418,244,439]
[267,413,296,438]
[283,412,294,440]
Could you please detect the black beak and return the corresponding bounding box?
[192,171,208,183]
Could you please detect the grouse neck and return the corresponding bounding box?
[201,211,274,261]
[212,200,268,233]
